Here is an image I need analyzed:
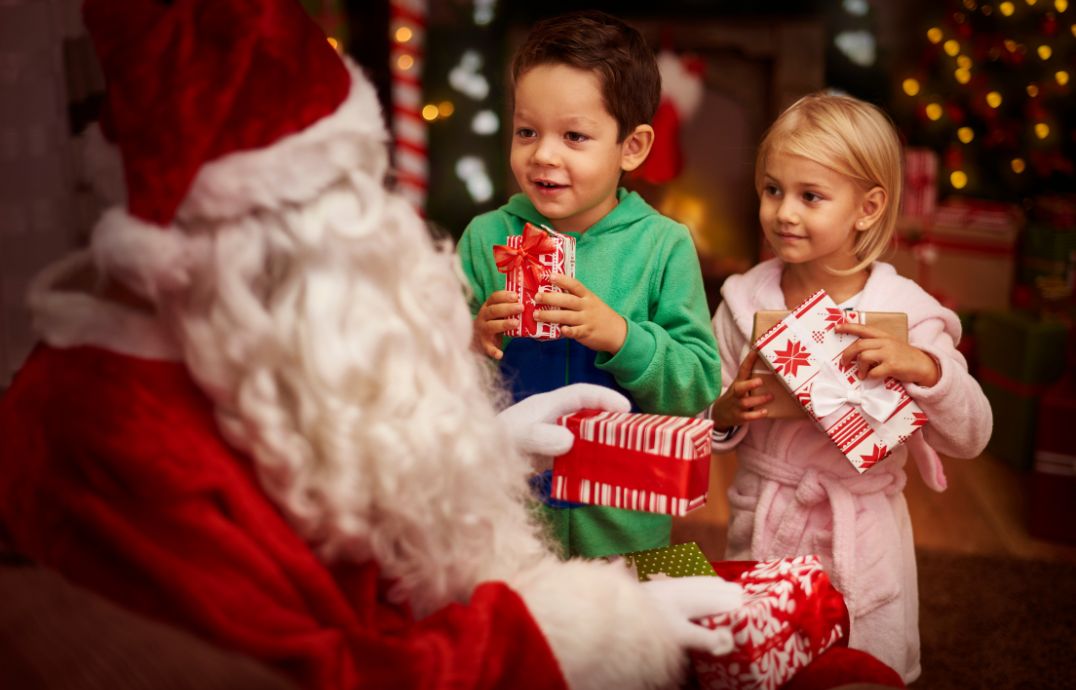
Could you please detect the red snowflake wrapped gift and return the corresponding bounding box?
[692,555,850,690]
[753,289,928,472]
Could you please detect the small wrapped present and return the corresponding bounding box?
[692,556,849,690]
[493,222,576,340]
[1031,195,1076,230]
[893,198,1022,311]
[753,290,928,472]
[551,409,712,516]
[1029,381,1076,544]
[621,542,716,581]
[901,148,938,220]
[750,310,908,419]
[933,198,1023,234]
[1018,223,1076,301]
[974,309,1070,471]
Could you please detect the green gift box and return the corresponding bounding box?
[980,380,1039,472]
[974,310,1069,385]
[974,310,1070,471]
[621,542,716,581]
[1017,223,1076,289]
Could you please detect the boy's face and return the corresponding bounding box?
[510,64,633,234]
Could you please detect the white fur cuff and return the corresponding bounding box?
[508,557,685,690]
[91,206,193,300]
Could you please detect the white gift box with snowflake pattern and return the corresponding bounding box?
[753,289,928,472]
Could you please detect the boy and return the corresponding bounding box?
[457,11,720,558]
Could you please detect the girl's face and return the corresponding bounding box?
[510,64,630,234]
[758,150,875,273]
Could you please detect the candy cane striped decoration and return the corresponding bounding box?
[390,0,428,211]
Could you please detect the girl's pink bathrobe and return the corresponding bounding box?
[712,258,992,684]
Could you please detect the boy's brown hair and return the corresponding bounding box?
[510,11,660,142]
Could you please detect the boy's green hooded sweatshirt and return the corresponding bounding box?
[458,189,720,557]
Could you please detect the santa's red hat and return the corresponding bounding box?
[82,0,387,296]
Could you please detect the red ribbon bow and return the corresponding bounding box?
[786,570,848,655]
[493,223,557,285]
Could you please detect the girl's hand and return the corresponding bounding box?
[473,290,522,360]
[533,274,627,354]
[709,350,772,431]
[836,323,940,387]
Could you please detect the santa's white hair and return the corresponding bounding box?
[85,64,687,689]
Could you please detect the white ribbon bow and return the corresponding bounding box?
[809,364,901,423]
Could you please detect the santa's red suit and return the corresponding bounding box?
[0,3,906,689]
[0,342,561,690]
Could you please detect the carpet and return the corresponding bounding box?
[915,549,1076,689]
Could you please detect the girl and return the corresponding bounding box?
[709,92,992,684]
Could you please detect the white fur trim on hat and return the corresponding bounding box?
[91,206,194,301]
[177,61,389,222]
[657,51,703,121]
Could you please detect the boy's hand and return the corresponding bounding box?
[474,290,522,360]
[836,323,940,387]
[709,350,772,431]
[533,274,627,354]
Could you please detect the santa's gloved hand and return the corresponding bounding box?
[640,576,743,655]
[497,384,631,467]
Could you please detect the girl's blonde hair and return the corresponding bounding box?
[755,91,903,274]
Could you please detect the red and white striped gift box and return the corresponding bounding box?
[753,290,928,472]
[493,223,576,340]
[551,409,712,516]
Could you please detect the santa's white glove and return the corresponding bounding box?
[640,576,744,655]
[496,384,631,466]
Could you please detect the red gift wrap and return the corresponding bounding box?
[754,290,928,472]
[901,148,938,220]
[933,198,1023,233]
[493,222,576,340]
[1029,383,1076,544]
[551,409,712,516]
[692,555,850,690]
[892,198,1021,311]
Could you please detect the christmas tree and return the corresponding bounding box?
[891,0,1073,201]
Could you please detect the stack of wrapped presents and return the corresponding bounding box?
[896,148,1075,544]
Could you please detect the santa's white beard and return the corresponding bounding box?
[84,58,556,616]
[134,172,552,616]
